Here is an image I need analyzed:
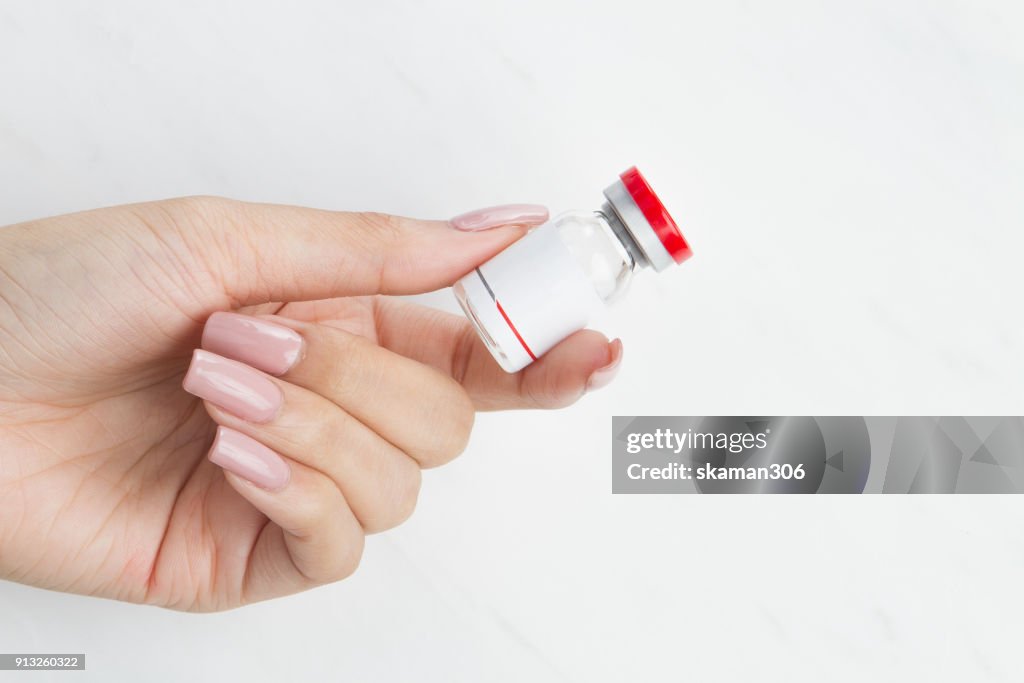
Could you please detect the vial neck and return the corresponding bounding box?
[600,202,649,269]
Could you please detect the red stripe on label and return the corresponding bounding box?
[495,300,537,361]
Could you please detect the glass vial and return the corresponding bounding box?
[453,166,692,373]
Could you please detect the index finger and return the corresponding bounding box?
[158,197,544,308]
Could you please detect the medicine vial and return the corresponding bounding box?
[453,166,692,373]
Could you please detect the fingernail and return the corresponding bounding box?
[183,349,283,423]
[202,312,305,376]
[208,426,290,491]
[586,339,623,392]
[450,204,548,231]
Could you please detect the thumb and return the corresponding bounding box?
[179,197,547,306]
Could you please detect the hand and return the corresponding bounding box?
[0,197,622,611]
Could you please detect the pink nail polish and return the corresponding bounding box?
[208,426,290,491]
[202,312,305,376]
[450,204,548,231]
[183,349,283,423]
[586,339,623,392]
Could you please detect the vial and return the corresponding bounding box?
[453,166,692,373]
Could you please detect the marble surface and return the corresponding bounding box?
[1,1,1023,680]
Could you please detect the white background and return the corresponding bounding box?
[2,1,1023,681]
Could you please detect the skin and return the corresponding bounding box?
[0,197,618,611]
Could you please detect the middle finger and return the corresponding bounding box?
[200,311,475,468]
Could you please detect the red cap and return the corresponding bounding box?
[619,166,692,264]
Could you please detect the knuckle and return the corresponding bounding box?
[335,211,403,292]
[325,528,365,583]
[352,211,404,240]
[380,460,422,531]
[314,327,373,400]
[171,194,235,216]
[287,476,365,584]
[345,212,407,291]
[307,395,348,454]
[279,391,338,454]
[449,388,476,453]
[288,475,338,531]
[315,409,356,461]
[161,196,241,237]
[151,195,250,296]
[421,383,475,467]
[358,437,422,533]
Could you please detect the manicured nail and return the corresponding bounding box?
[586,338,623,392]
[183,349,283,423]
[208,426,290,491]
[450,204,548,231]
[202,312,305,376]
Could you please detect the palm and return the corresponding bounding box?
[1,288,384,611]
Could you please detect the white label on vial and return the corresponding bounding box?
[477,222,604,359]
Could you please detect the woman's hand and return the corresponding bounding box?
[0,197,621,611]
